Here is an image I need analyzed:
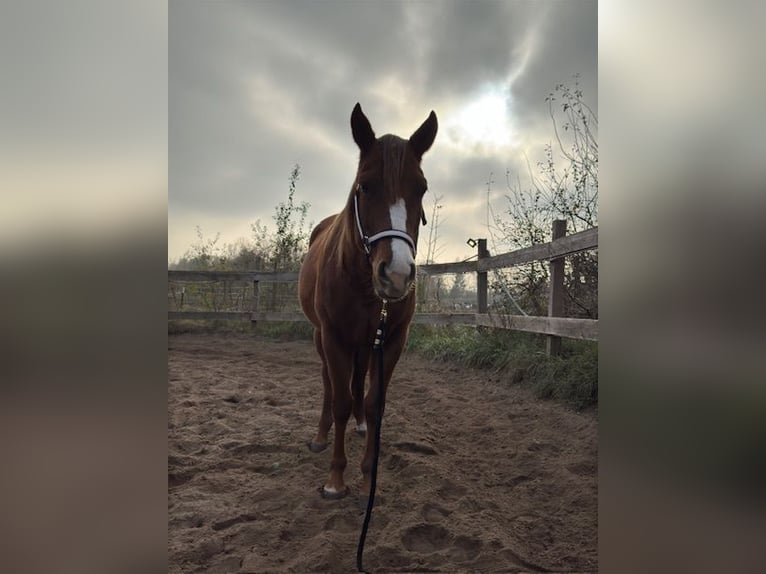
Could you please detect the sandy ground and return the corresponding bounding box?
[168,333,597,573]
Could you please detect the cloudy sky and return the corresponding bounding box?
[169,0,596,264]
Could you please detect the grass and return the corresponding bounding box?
[407,325,598,410]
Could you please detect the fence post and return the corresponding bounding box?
[251,280,260,324]
[477,238,489,314]
[547,220,567,356]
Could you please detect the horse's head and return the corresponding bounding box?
[349,103,438,301]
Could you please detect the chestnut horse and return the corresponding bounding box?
[298,103,437,498]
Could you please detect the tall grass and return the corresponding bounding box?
[407,325,597,410]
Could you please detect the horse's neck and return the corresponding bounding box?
[330,207,374,292]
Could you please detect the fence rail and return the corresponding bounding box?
[168,270,300,283]
[168,221,598,352]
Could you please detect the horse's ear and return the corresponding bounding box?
[409,111,438,158]
[351,103,376,154]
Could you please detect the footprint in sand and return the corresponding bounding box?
[211,512,262,531]
[566,459,596,475]
[526,439,561,454]
[401,524,450,553]
[323,513,357,532]
[169,512,204,529]
[393,441,438,455]
[206,555,242,573]
[168,469,196,488]
[446,535,482,562]
[385,453,409,471]
[436,478,467,501]
[421,502,451,523]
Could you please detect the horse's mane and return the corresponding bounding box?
[380,135,407,195]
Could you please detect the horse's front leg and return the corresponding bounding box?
[360,330,406,495]
[308,329,332,453]
[321,334,354,499]
[351,348,371,435]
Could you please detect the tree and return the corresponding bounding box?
[169,164,313,313]
[423,192,446,264]
[173,226,222,270]
[418,193,446,311]
[449,273,467,300]
[489,76,598,318]
[270,164,311,272]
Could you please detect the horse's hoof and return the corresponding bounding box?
[307,441,327,453]
[319,485,349,499]
[355,428,366,437]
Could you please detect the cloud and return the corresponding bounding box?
[168,0,597,263]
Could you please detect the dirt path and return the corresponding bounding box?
[168,333,597,573]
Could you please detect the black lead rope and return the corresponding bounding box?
[356,300,388,574]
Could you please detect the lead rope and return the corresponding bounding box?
[356,299,388,574]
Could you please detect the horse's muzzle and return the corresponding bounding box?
[374,261,416,300]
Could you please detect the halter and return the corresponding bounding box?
[353,184,419,257]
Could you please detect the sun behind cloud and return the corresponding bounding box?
[446,84,518,153]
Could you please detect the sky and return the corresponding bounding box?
[169,0,596,264]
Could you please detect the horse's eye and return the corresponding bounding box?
[358,183,370,194]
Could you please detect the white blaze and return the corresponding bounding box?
[388,198,414,275]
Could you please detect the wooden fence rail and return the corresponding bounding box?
[168,221,598,353]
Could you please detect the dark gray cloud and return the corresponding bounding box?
[419,1,537,92]
[509,2,597,129]
[169,0,596,261]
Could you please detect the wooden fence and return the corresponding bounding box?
[168,220,598,354]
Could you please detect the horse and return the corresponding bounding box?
[298,103,438,499]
